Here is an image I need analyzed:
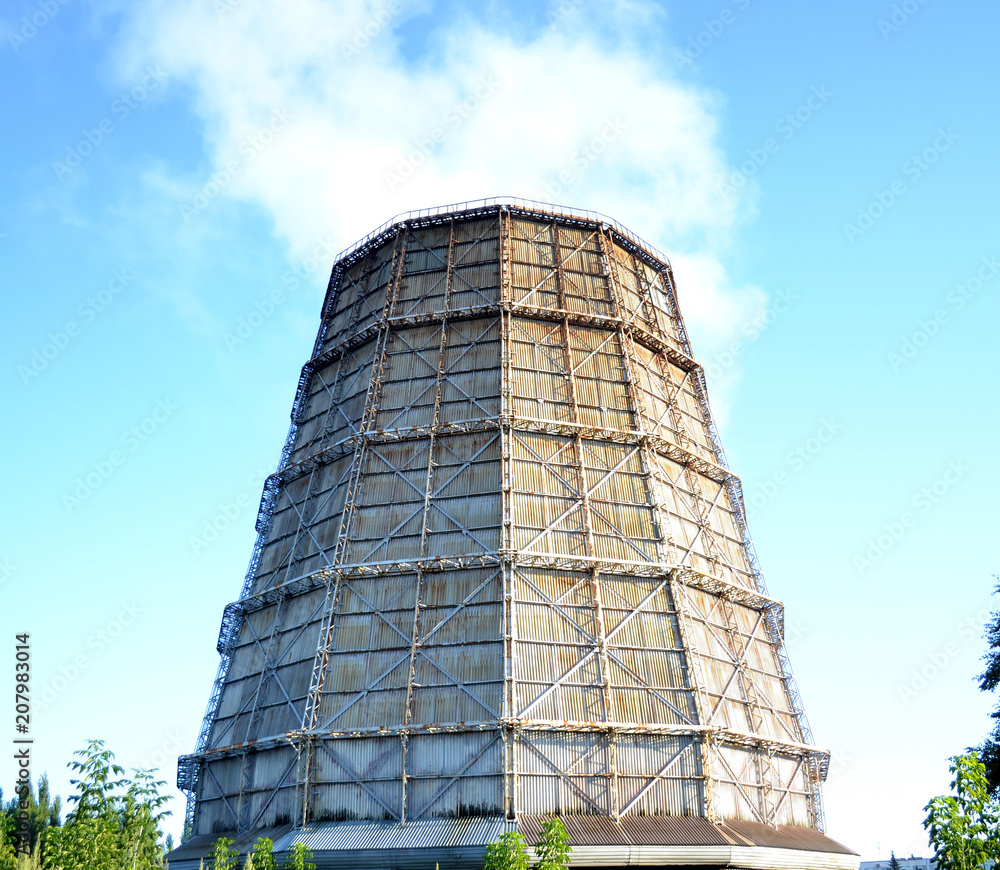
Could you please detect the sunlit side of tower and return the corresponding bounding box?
[173,199,856,870]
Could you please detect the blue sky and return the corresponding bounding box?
[2,0,998,858]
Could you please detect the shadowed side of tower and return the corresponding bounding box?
[171,199,857,870]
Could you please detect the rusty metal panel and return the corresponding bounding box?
[516,730,612,815]
[322,240,395,354]
[313,736,403,821]
[406,731,503,819]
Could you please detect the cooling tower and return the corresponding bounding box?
[173,198,856,869]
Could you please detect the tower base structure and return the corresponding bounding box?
[167,816,856,869]
[173,199,856,870]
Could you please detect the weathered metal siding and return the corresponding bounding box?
[180,202,828,848]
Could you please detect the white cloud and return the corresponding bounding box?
[114,0,767,414]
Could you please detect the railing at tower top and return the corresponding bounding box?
[331,196,674,270]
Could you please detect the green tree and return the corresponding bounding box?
[532,817,572,870]
[282,842,315,870]
[924,752,1000,870]
[120,769,171,869]
[1,776,62,864]
[248,837,276,870]
[207,837,240,870]
[41,740,170,870]
[484,832,529,870]
[887,852,902,870]
[977,577,1000,794]
[0,810,18,870]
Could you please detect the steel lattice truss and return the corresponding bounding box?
[178,200,828,843]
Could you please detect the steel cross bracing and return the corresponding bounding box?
[296,228,409,825]
[236,592,291,830]
[551,217,620,816]
[716,597,777,825]
[667,258,824,826]
[399,217,457,823]
[600,235,723,823]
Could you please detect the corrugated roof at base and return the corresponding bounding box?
[518,813,732,847]
[274,816,514,852]
[166,817,856,870]
[517,816,857,854]
[724,820,858,855]
[166,824,293,862]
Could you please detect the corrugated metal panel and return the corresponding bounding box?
[452,217,497,245]
[279,816,510,851]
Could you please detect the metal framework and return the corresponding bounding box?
[177,198,831,856]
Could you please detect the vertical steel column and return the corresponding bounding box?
[601,225,714,818]
[498,207,518,819]
[400,218,456,823]
[552,221,618,815]
[297,227,408,825]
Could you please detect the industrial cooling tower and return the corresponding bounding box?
[173,198,856,870]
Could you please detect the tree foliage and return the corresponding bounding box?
[978,577,1000,794]
[485,819,572,870]
[887,852,902,870]
[1,774,63,869]
[282,842,315,870]
[923,752,1000,870]
[38,740,170,870]
[207,836,239,870]
[484,832,529,870]
[532,818,572,870]
[0,812,17,870]
[247,837,276,870]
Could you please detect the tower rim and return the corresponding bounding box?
[332,196,673,272]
